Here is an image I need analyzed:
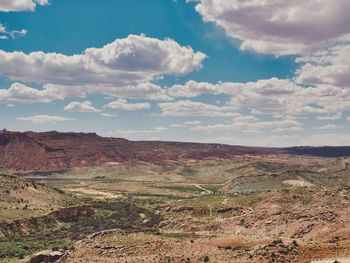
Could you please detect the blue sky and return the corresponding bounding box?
[0,0,349,146]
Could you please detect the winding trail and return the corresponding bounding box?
[178,152,189,159]
[194,184,213,194]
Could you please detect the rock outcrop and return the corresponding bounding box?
[0,205,95,239]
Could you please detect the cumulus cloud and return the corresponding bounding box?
[159,100,239,117]
[0,35,205,101]
[0,0,49,12]
[44,82,172,101]
[64,101,100,112]
[295,41,350,88]
[194,0,350,55]
[191,116,303,133]
[170,120,202,128]
[167,80,227,97]
[105,98,151,111]
[0,82,62,103]
[166,78,350,118]
[17,115,75,124]
[168,78,298,98]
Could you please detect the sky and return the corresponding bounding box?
[0,0,349,147]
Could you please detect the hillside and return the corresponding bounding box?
[0,131,350,171]
[0,174,69,221]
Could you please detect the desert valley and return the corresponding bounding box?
[1,131,350,262]
[1,1,350,262]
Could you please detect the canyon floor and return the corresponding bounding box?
[1,154,350,262]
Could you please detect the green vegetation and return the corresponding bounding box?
[156,185,199,193]
[0,201,161,261]
[0,238,69,260]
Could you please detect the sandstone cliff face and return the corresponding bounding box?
[0,131,274,171]
[0,131,134,171]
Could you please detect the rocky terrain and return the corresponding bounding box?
[0,174,70,221]
[57,186,350,263]
[1,131,350,172]
[1,131,350,262]
[0,175,162,262]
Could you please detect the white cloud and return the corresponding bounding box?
[184,120,202,125]
[105,98,151,111]
[64,101,100,112]
[44,82,172,101]
[0,82,62,103]
[0,35,205,101]
[0,0,49,12]
[166,78,350,118]
[101,113,118,118]
[17,115,75,124]
[170,120,202,128]
[170,124,187,128]
[159,100,239,117]
[316,124,344,130]
[191,116,303,133]
[9,29,27,38]
[0,24,27,40]
[317,113,343,120]
[168,78,299,98]
[167,80,225,97]
[194,0,350,55]
[295,41,350,88]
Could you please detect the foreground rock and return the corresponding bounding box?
[57,187,350,262]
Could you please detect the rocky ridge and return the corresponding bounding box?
[1,130,350,172]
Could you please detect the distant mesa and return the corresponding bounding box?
[0,130,349,172]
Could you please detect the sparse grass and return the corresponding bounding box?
[177,193,263,210]
[101,232,161,246]
[0,208,46,221]
[156,185,199,193]
[0,258,19,263]
[128,192,182,199]
[0,238,69,260]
